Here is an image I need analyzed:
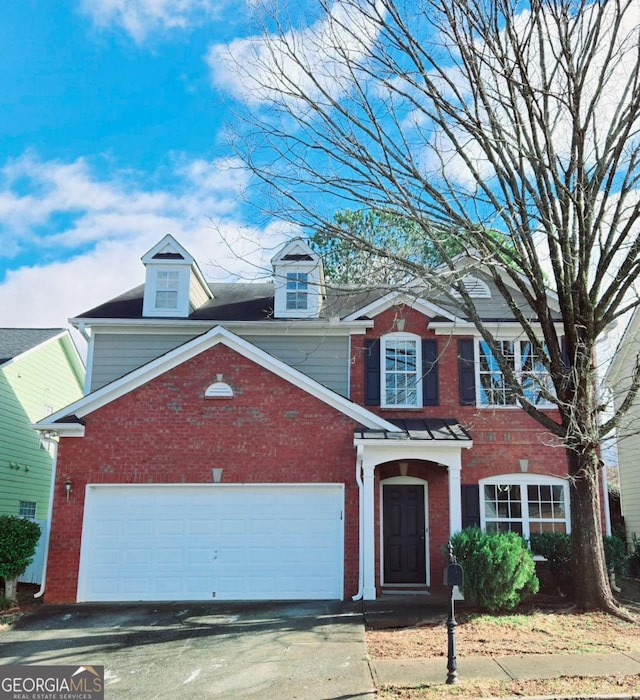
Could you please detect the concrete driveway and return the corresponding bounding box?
[0,601,375,699]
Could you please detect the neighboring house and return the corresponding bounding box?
[606,309,640,553]
[36,235,593,603]
[0,328,84,583]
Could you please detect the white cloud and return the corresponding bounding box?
[0,152,290,334]
[207,0,384,107]
[80,0,222,42]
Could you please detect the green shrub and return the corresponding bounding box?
[529,532,572,594]
[0,515,41,603]
[530,532,628,590]
[632,535,640,570]
[451,528,539,612]
[603,534,627,575]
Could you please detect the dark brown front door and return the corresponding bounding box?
[383,484,426,584]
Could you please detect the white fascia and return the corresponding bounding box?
[70,318,374,336]
[35,325,399,435]
[428,320,565,337]
[31,421,86,438]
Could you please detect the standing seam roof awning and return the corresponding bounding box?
[354,418,471,442]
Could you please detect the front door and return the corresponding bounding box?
[383,484,427,584]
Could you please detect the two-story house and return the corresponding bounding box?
[606,308,640,555]
[0,328,84,584]
[36,235,583,603]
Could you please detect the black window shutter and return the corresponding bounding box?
[422,339,439,406]
[458,339,476,405]
[364,339,381,406]
[462,484,481,529]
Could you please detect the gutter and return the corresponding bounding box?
[352,445,364,601]
[34,431,59,599]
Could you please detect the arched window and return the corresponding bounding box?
[479,474,570,539]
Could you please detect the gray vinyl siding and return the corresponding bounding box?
[90,332,350,396]
[433,274,555,322]
[90,333,200,391]
[244,335,349,397]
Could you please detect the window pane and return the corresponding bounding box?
[286,273,308,310]
[19,501,36,519]
[484,484,523,532]
[520,341,553,405]
[155,270,179,309]
[384,338,418,406]
[478,341,516,405]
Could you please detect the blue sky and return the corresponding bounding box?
[0,0,291,335]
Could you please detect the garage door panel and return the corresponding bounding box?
[78,484,344,602]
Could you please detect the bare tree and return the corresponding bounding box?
[216,0,640,612]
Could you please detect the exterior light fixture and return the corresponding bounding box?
[64,478,73,501]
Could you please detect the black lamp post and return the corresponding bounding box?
[443,541,464,685]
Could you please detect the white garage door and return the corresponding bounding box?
[77,484,344,602]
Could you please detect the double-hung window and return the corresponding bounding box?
[155,270,180,310]
[382,334,421,408]
[481,475,569,539]
[19,501,37,519]
[477,339,553,407]
[286,273,308,310]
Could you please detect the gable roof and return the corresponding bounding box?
[72,282,382,324]
[70,235,562,327]
[340,290,460,323]
[35,325,400,436]
[0,328,66,365]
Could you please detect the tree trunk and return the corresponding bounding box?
[3,576,18,606]
[567,446,617,611]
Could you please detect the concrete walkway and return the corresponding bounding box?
[363,595,640,693]
[371,651,640,688]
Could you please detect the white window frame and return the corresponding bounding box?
[476,338,554,408]
[381,332,422,408]
[479,474,570,541]
[155,270,180,310]
[19,500,37,519]
[143,265,190,317]
[285,272,309,311]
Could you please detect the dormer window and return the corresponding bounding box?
[272,239,325,319]
[286,273,309,311]
[156,271,180,310]
[141,234,212,318]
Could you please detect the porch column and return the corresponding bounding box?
[362,460,377,600]
[448,456,462,536]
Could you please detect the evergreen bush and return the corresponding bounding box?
[0,515,41,604]
[450,528,539,612]
[603,534,627,575]
[530,532,628,587]
[529,532,572,595]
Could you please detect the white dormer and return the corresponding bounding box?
[272,239,325,319]
[142,235,212,318]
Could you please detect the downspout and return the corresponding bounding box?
[34,431,59,599]
[352,445,364,601]
[76,323,92,395]
[602,462,612,537]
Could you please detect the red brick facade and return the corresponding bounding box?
[47,304,578,602]
[47,344,360,602]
